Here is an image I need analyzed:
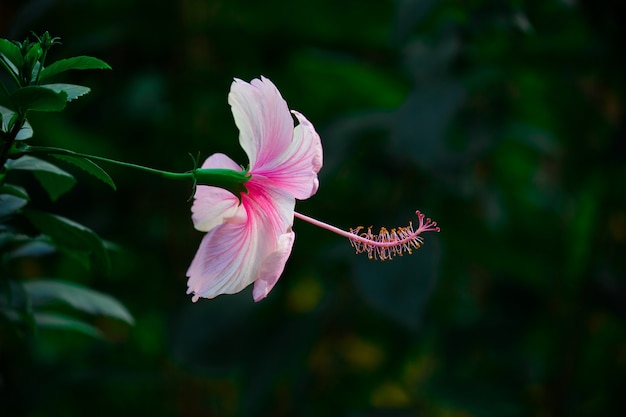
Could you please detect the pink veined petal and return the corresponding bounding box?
[228,76,294,170]
[186,216,264,301]
[245,176,296,237]
[253,231,295,301]
[191,153,245,232]
[255,110,323,200]
[187,178,296,302]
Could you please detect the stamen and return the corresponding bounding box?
[293,210,440,261]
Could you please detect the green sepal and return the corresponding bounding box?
[40,56,111,80]
[23,210,111,273]
[6,155,76,200]
[194,167,250,197]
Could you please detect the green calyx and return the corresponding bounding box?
[193,167,250,197]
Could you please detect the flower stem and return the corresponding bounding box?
[16,145,250,195]
[22,145,192,180]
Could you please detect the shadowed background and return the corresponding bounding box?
[1,0,625,416]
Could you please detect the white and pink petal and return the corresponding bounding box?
[255,110,323,200]
[191,153,244,232]
[228,77,294,170]
[186,217,263,301]
[252,231,295,301]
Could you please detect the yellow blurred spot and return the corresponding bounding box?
[286,275,323,313]
[340,335,384,371]
[370,381,411,408]
[402,355,436,388]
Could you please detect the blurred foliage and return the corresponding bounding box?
[1,0,625,416]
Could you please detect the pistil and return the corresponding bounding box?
[294,210,440,261]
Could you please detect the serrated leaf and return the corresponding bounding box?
[32,312,104,339]
[42,83,91,102]
[52,154,116,190]
[0,194,27,218]
[39,56,111,80]
[0,39,22,72]
[0,106,33,139]
[10,86,68,112]
[23,210,110,272]
[24,279,134,325]
[6,155,76,200]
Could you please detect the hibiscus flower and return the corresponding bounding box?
[187,76,440,303]
[186,77,323,302]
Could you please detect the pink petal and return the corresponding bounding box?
[255,110,323,200]
[252,231,295,301]
[191,153,244,232]
[186,220,262,301]
[186,180,296,301]
[243,177,296,247]
[228,76,294,170]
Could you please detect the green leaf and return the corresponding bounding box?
[7,240,56,259]
[0,194,28,218]
[23,210,110,272]
[24,279,134,325]
[51,154,116,190]
[0,105,33,139]
[0,105,17,132]
[41,83,91,102]
[32,312,104,339]
[24,43,42,67]
[15,120,33,140]
[0,39,22,72]
[10,86,68,112]
[39,56,111,80]
[0,280,35,332]
[0,183,29,200]
[6,155,76,200]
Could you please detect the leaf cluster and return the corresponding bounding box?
[0,33,130,343]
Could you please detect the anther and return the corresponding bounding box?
[348,210,439,261]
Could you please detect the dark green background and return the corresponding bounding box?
[1,0,625,416]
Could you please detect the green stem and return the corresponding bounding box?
[17,145,250,195]
[0,113,25,176]
[0,78,10,98]
[22,145,190,179]
[0,56,20,88]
